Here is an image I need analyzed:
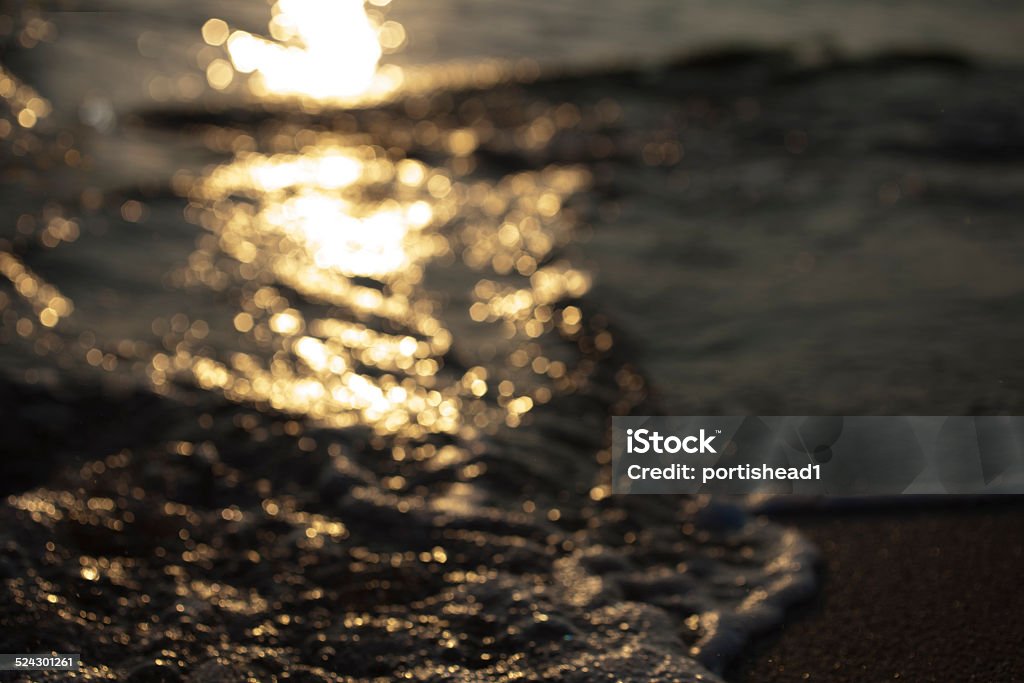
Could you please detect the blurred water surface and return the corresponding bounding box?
[1,1,1023,680]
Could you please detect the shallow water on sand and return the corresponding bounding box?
[1,1,1023,680]
[0,3,824,681]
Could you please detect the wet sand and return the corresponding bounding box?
[730,500,1024,682]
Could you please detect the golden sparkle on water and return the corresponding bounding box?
[0,65,51,131]
[0,4,816,678]
[1,11,56,148]
[203,0,404,103]
[170,124,594,438]
[0,251,74,330]
[173,140,459,437]
[3,0,609,445]
[179,0,601,440]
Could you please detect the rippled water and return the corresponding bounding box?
[2,1,1023,680]
[0,3,825,681]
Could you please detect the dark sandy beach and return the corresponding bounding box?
[731,500,1024,682]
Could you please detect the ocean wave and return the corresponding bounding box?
[4,3,1022,678]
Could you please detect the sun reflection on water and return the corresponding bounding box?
[172,126,595,440]
[178,0,602,438]
[205,0,403,103]
[2,0,612,445]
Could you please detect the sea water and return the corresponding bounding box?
[2,1,1023,680]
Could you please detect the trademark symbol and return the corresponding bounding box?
[716,430,722,434]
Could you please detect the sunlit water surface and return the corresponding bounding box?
[0,2,828,681]
[3,0,1024,680]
